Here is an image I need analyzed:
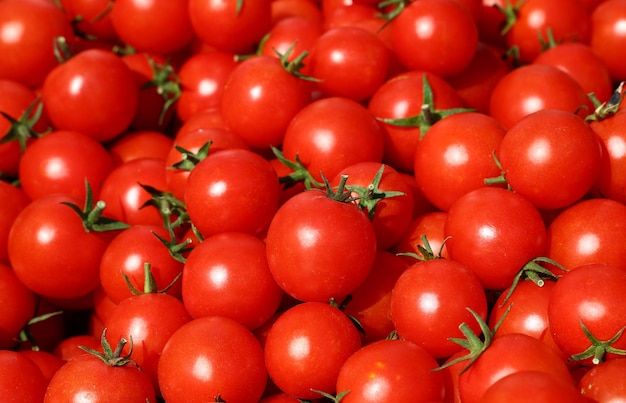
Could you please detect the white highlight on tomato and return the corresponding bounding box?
[363,377,391,399]
[208,264,229,289]
[198,79,218,96]
[36,225,55,245]
[443,144,469,167]
[478,225,498,241]
[44,157,67,179]
[527,138,551,164]
[191,356,213,382]
[0,22,23,44]
[297,226,320,248]
[418,292,440,315]
[124,254,143,271]
[288,336,310,360]
[312,129,336,153]
[208,180,227,197]
[523,314,547,333]
[576,233,600,256]
[579,301,607,321]
[607,135,626,159]
[69,75,84,95]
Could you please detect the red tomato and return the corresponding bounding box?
[260,16,323,65]
[393,211,450,263]
[220,54,313,149]
[444,187,548,290]
[18,349,64,384]
[591,0,626,82]
[44,339,156,402]
[308,25,390,101]
[0,0,74,88]
[391,0,479,77]
[391,258,488,359]
[496,109,602,210]
[479,371,589,403]
[188,0,272,53]
[0,181,29,265]
[52,334,101,362]
[158,316,268,402]
[105,292,192,395]
[60,0,118,42]
[0,263,36,350]
[108,130,174,166]
[265,188,377,302]
[264,302,362,399]
[42,49,139,142]
[18,130,114,202]
[0,350,47,402]
[175,50,239,123]
[182,232,283,329]
[548,263,626,366]
[99,225,184,304]
[546,198,626,270]
[8,194,111,299]
[282,97,384,183]
[271,0,324,25]
[110,0,194,55]
[368,70,466,174]
[579,357,626,401]
[184,149,281,237]
[336,339,446,402]
[489,64,591,129]
[414,112,506,211]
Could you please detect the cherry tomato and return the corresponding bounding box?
[591,0,626,82]
[479,371,588,403]
[60,0,118,42]
[158,316,268,402]
[393,211,450,263]
[260,16,323,66]
[0,181,29,265]
[108,130,174,166]
[0,350,47,402]
[0,263,36,350]
[579,357,626,401]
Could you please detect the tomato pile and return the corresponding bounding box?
[2,0,626,401]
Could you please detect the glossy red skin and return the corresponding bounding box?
[498,109,602,210]
[479,371,590,403]
[0,263,36,350]
[368,70,466,174]
[458,333,574,403]
[447,43,510,114]
[105,293,192,395]
[0,350,47,402]
[533,42,614,105]
[336,339,446,402]
[44,350,156,403]
[308,25,390,101]
[0,0,74,88]
[52,334,101,362]
[182,232,283,329]
[110,0,194,55]
[265,189,377,302]
[591,0,626,81]
[19,349,64,384]
[331,162,414,250]
[42,49,139,142]
[184,149,281,238]
[391,0,478,77]
[99,157,168,227]
[548,263,626,365]
[579,357,626,401]
[504,0,591,64]
[188,0,272,53]
[176,51,239,122]
[488,64,591,129]
[282,97,384,183]
[264,302,362,399]
[445,187,548,290]
[271,0,324,25]
[8,194,110,299]
[0,181,29,265]
[220,54,313,149]
[546,198,626,270]
[414,112,506,211]
[343,251,409,344]
[260,16,323,67]
[165,127,249,201]
[589,109,626,205]
[109,130,174,166]
[391,258,488,359]
[99,225,184,304]
[477,0,508,48]
[158,316,268,402]
[174,107,227,138]
[18,130,114,202]
[393,211,449,263]
[60,0,118,41]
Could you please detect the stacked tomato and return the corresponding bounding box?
[1,0,626,401]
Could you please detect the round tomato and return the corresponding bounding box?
[0,263,36,350]
[579,357,626,401]
[479,371,587,403]
[591,0,626,82]
[0,350,47,402]
[0,181,29,265]
[108,130,174,166]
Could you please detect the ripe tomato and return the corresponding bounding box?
[414,112,506,211]
[18,349,64,384]
[108,130,174,166]
[308,25,390,101]
[182,232,283,329]
[0,350,47,402]
[489,64,591,129]
[220,54,313,149]
[391,0,478,77]
[548,263,626,366]
[282,97,384,183]
[393,211,449,263]
[0,181,29,265]
[264,302,362,399]
[0,0,74,88]
[265,188,377,302]
[336,339,446,402]
[8,194,111,299]
[444,187,548,290]
[42,49,139,143]
[479,371,588,403]
[60,0,118,42]
[579,357,626,401]
[496,109,602,210]
[391,258,488,359]
[184,148,281,238]
[260,16,323,65]
[591,0,626,81]
[18,130,114,202]
[0,263,36,350]
[158,316,268,402]
[110,0,194,56]
[546,198,626,270]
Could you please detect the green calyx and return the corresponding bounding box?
[585,81,625,122]
[80,328,137,368]
[142,55,182,125]
[570,321,626,365]
[499,257,567,306]
[396,234,450,262]
[0,97,49,153]
[123,262,181,295]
